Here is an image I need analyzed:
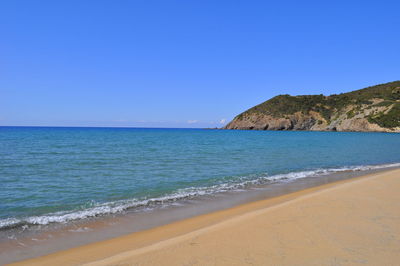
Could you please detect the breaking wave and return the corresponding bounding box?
[1,162,399,230]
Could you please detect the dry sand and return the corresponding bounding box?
[11,168,400,265]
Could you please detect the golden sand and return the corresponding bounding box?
[12,169,400,265]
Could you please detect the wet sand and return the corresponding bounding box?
[10,168,400,265]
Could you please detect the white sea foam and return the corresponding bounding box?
[0,218,20,229]
[1,162,399,230]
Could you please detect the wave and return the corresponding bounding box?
[1,162,399,230]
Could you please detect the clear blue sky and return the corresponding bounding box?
[1,0,399,127]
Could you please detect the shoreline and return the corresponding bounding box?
[2,164,399,264]
[3,163,398,231]
[9,167,400,265]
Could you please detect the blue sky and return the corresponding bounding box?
[1,0,399,127]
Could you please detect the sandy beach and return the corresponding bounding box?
[11,168,400,266]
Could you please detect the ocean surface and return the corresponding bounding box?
[1,127,400,231]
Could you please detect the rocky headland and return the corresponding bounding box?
[224,81,400,132]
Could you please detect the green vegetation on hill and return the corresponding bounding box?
[368,104,400,128]
[237,81,400,128]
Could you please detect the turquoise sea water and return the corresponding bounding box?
[1,127,400,229]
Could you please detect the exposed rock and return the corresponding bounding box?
[224,81,400,133]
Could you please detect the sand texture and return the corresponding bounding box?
[12,169,400,266]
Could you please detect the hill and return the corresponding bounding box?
[224,81,400,132]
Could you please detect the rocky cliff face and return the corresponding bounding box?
[224,81,400,133]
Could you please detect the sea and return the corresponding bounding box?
[1,126,400,262]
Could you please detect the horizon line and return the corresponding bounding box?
[0,125,219,129]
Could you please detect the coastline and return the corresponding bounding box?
[9,167,400,265]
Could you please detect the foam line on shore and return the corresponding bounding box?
[1,162,400,230]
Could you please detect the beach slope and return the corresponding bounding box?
[13,169,400,265]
